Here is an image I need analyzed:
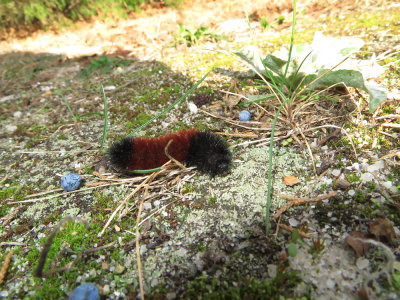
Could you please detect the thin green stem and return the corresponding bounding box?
[131,167,163,174]
[265,0,297,235]
[58,89,77,122]
[281,0,296,89]
[100,84,108,150]
[265,98,289,234]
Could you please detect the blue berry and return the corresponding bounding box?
[61,173,82,191]
[239,110,251,121]
[69,283,100,300]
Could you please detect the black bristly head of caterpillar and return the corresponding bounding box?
[186,131,232,177]
[107,136,135,172]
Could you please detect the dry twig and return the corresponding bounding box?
[274,191,338,219]
[99,166,164,237]
[1,205,23,226]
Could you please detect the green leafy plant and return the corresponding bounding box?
[276,15,285,25]
[237,31,387,113]
[224,0,388,235]
[309,237,326,258]
[174,24,223,46]
[260,16,269,29]
[282,137,293,146]
[287,229,304,257]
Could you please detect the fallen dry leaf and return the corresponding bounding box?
[345,231,370,258]
[368,217,396,243]
[283,176,300,186]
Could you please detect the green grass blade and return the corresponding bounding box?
[281,0,297,89]
[265,0,297,235]
[131,167,163,174]
[265,99,289,234]
[57,89,77,122]
[100,84,108,150]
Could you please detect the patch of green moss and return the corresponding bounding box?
[0,203,9,218]
[181,183,194,194]
[181,270,306,299]
[41,210,61,225]
[353,190,368,204]
[329,7,400,35]
[366,181,378,193]
[208,195,217,205]
[345,172,360,184]
[125,112,152,131]
[4,54,60,82]
[31,277,66,299]
[93,191,113,208]
[28,221,92,273]
[0,184,28,201]
[110,248,122,261]
[167,51,237,78]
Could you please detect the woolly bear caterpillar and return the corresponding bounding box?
[107,129,231,176]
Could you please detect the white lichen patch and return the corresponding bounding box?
[114,145,312,291]
[203,145,309,210]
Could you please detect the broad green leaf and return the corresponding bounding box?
[304,69,366,90]
[365,82,388,113]
[303,69,387,112]
[288,243,297,257]
[262,54,287,76]
[291,229,300,242]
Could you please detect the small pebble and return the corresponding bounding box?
[288,218,299,227]
[367,160,385,173]
[143,202,152,210]
[360,172,374,183]
[239,110,251,121]
[13,111,22,118]
[103,285,110,295]
[336,179,351,189]
[114,263,125,274]
[61,173,82,191]
[356,257,370,270]
[188,102,198,113]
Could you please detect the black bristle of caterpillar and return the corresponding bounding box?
[186,131,232,177]
[107,136,135,172]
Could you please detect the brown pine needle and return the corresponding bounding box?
[279,224,311,239]
[0,251,14,284]
[274,191,338,219]
[99,166,164,237]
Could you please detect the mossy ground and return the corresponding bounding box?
[0,1,399,299]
